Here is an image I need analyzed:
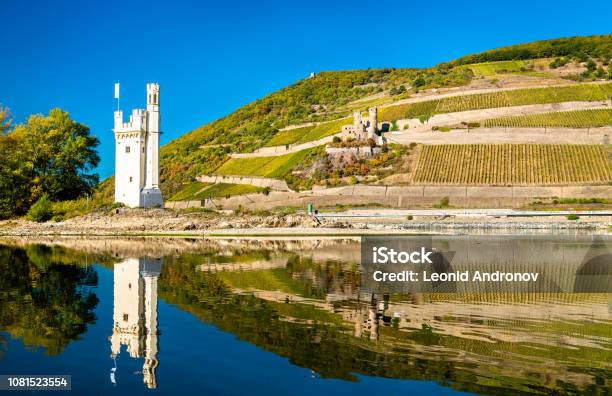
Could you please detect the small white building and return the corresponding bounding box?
[113,83,164,208]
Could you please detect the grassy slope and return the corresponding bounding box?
[264,117,352,147]
[215,148,317,178]
[467,60,527,76]
[156,35,612,193]
[170,182,263,201]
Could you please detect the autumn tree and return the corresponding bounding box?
[0,107,100,218]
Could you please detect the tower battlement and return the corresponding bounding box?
[114,109,147,133]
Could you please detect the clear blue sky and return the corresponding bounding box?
[1,0,610,178]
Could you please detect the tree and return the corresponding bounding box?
[413,77,427,88]
[0,109,30,218]
[0,107,10,134]
[0,108,100,218]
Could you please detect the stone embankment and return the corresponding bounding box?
[0,208,324,236]
[165,185,612,211]
[386,127,611,145]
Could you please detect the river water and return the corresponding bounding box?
[0,236,610,395]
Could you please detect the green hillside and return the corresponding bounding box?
[159,35,612,195]
[159,68,471,192]
[446,35,612,66]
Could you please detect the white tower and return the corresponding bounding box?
[113,83,164,208]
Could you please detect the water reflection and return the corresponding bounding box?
[110,257,162,389]
[0,237,610,395]
[0,244,99,355]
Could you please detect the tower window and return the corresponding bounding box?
[129,176,133,182]
[123,314,129,322]
[125,146,131,153]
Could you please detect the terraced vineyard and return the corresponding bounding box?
[467,60,527,77]
[379,83,612,122]
[412,144,612,185]
[483,109,612,128]
[264,117,351,147]
[215,147,317,178]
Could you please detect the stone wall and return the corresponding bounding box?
[165,185,612,211]
[197,175,292,191]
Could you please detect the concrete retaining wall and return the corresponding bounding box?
[165,185,612,211]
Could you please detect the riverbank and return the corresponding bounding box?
[0,207,610,236]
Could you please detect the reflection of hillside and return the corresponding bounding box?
[158,250,612,395]
[0,236,359,261]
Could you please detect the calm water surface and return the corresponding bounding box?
[0,236,610,395]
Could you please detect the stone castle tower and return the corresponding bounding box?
[341,106,381,144]
[109,257,162,389]
[113,83,164,208]
[367,107,377,140]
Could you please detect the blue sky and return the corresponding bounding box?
[1,0,611,178]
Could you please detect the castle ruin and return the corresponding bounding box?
[341,107,384,145]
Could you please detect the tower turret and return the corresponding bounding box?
[367,107,378,139]
[353,111,363,127]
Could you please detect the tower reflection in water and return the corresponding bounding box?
[109,257,162,389]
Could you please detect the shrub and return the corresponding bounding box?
[406,215,413,220]
[566,213,580,220]
[586,59,597,71]
[433,197,451,209]
[332,136,341,143]
[418,114,432,124]
[551,57,570,68]
[27,194,54,222]
[413,77,426,87]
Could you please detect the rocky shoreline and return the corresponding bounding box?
[0,207,610,236]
